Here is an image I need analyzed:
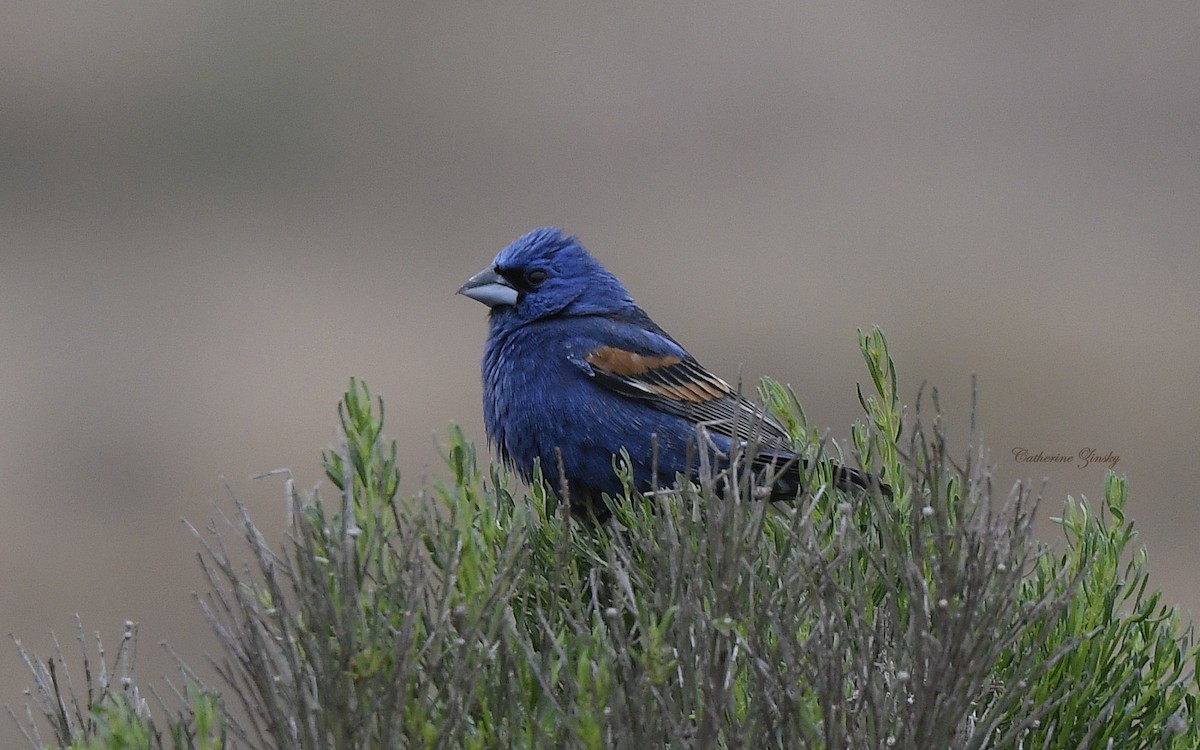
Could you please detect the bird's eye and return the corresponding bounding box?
[523,268,548,287]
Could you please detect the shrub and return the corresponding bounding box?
[10,329,1197,748]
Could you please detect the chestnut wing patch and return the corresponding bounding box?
[582,345,791,445]
[583,346,684,377]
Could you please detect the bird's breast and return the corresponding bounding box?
[480,327,587,472]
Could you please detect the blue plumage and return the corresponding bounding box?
[459,227,878,519]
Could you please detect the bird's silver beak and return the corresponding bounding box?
[457,267,519,308]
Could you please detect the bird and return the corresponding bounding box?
[458,227,885,521]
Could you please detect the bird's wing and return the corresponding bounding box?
[571,312,796,446]
[561,314,889,496]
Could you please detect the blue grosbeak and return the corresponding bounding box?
[459,227,882,520]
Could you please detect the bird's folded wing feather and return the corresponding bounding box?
[574,335,793,448]
[559,315,889,497]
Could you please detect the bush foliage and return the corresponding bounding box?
[9,329,1197,748]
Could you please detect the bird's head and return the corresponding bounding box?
[458,227,634,325]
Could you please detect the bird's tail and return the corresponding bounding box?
[749,452,892,501]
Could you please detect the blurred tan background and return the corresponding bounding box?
[2,2,1198,739]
